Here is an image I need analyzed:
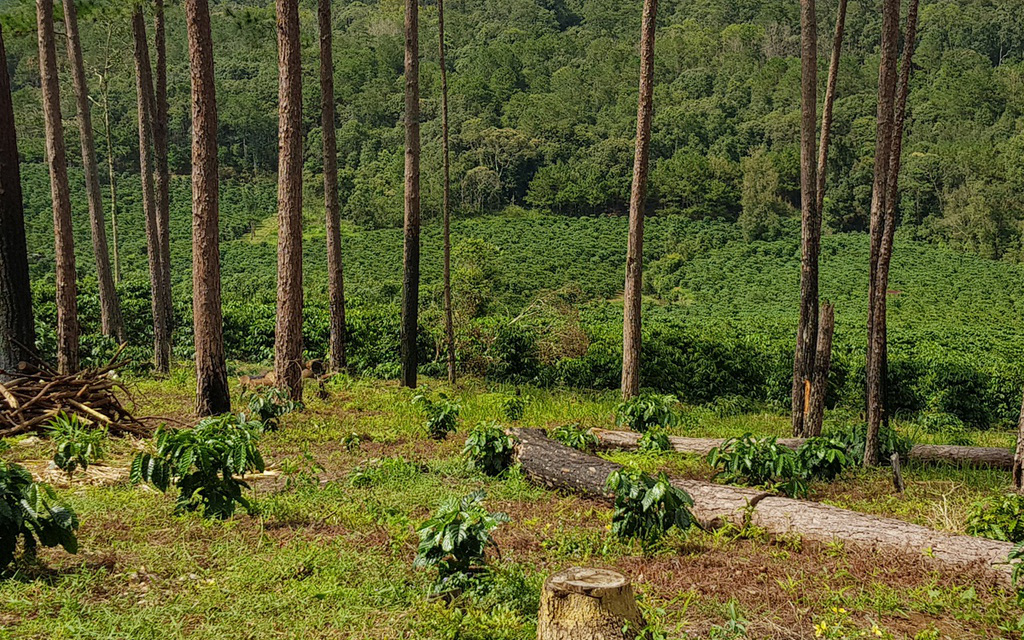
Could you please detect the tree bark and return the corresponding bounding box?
[815,0,847,218]
[804,302,835,437]
[0,24,36,375]
[319,0,347,374]
[438,0,455,386]
[62,0,124,344]
[537,567,643,640]
[513,428,1014,587]
[400,0,421,388]
[153,0,174,351]
[1014,394,1024,492]
[186,0,230,417]
[864,0,902,466]
[98,26,120,285]
[38,0,80,375]
[791,0,818,437]
[274,0,304,399]
[620,0,657,400]
[132,7,171,373]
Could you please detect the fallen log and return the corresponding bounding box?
[511,428,1014,587]
[591,428,1014,470]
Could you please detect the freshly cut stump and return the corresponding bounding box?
[537,567,643,640]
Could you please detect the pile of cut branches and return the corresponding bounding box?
[0,353,147,438]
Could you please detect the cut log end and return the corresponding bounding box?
[538,567,643,640]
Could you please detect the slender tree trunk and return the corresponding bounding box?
[132,6,171,373]
[400,0,420,389]
[438,0,455,386]
[0,24,36,375]
[791,0,818,436]
[804,302,835,437]
[62,0,124,344]
[873,0,919,433]
[186,0,230,417]
[620,0,658,400]
[153,0,174,344]
[319,0,347,373]
[816,0,847,217]
[1014,394,1024,493]
[864,0,901,467]
[99,27,120,285]
[274,0,304,399]
[38,0,80,375]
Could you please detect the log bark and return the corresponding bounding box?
[620,0,657,401]
[791,0,819,437]
[537,567,643,640]
[131,7,171,373]
[62,0,124,343]
[274,0,305,399]
[319,0,348,374]
[38,0,80,375]
[804,302,835,437]
[1013,393,1024,493]
[400,0,421,389]
[0,24,36,376]
[438,0,455,385]
[186,0,231,417]
[512,428,1014,587]
[153,0,174,350]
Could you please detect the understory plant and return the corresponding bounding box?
[462,422,518,475]
[966,494,1024,543]
[1011,542,1024,606]
[829,423,912,466]
[615,393,679,433]
[412,393,461,440]
[497,393,527,422]
[551,423,598,452]
[0,443,79,571]
[413,490,509,590]
[795,436,851,481]
[47,413,106,479]
[130,415,265,519]
[242,387,301,431]
[637,426,671,453]
[605,469,694,550]
[707,434,808,498]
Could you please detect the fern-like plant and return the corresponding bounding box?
[413,490,508,589]
[47,413,106,479]
[615,394,679,433]
[462,421,518,475]
[130,415,265,519]
[605,469,694,550]
[412,393,461,440]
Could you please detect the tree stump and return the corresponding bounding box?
[537,567,643,640]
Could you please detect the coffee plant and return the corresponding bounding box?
[605,469,694,550]
[707,434,808,498]
[829,423,913,466]
[966,494,1024,543]
[615,394,679,433]
[242,387,301,431]
[551,423,598,452]
[47,413,106,479]
[462,421,518,476]
[412,393,461,440]
[497,393,527,422]
[413,490,509,589]
[795,437,851,481]
[638,426,672,453]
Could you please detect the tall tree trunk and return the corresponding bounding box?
[0,24,36,375]
[37,0,80,375]
[153,0,174,345]
[274,0,304,399]
[873,0,920,433]
[62,0,124,344]
[131,6,171,373]
[186,0,230,416]
[864,0,901,467]
[620,0,658,400]
[319,0,347,373]
[816,0,847,217]
[804,302,835,437]
[791,0,818,436]
[1014,394,1024,493]
[99,26,120,285]
[400,0,420,389]
[438,0,455,386]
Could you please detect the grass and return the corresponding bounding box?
[1,370,1022,639]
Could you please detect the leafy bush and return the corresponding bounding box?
[47,413,106,479]
[605,469,694,550]
[551,423,598,452]
[966,494,1024,543]
[497,393,527,422]
[462,422,518,476]
[413,490,509,589]
[242,387,301,431]
[0,450,79,571]
[130,415,265,519]
[794,437,851,481]
[637,426,672,453]
[615,393,679,433]
[917,412,973,445]
[707,434,808,498]
[412,393,461,440]
[829,423,913,466]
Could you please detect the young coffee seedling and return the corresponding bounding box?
[551,423,598,452]
[795,436,851,481]
[615,393,679,433]
[131,415,265,519]
[605,469,694,550]
[412,393,461,440]
[413,490,508,590]
[462,421,518,475]
[707,434,808,498]
[966,494,1024,543]
[47,413,106,480]
[497,392,527,422]
[637,426,672,453]
[242,387,301,431]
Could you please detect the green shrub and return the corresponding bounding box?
[1011,541,1024,606]
[604,469,694,550]
[0,448,79,571]
[242,387,301,431]
[412,393,461,440]
[966,494,1024,543]
[637,426,672,453]
[498,393,527,422]
[463,422,518,476]
[130,415,265,519]
[413,490,509,590]
[918,412,973,446]
[828,422,913,466]
[795,436,851,481]
[348,457,424,488]
[551,423,598,452]
[707,434,808,498]
[615,393,679,433]
[47,413,106,479]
